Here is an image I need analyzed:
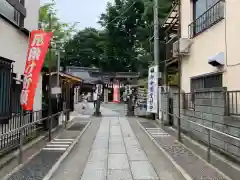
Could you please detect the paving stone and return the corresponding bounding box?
[110,129,122,136]
[124,137,140,146]
[88,149,108,162]
[84,161,107,171]
[127,148,148,161]
[81,169,106,180]
[109,144,126,154]
[7,151,63,180]
[109,136,124,144]
[130,161,159,180]
[108,169,133,180]
[92,140,109,149]
[108,154,129,170]
[140,121,228,180]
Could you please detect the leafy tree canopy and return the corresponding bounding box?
[39,0,77,71]
[43,0,173,77]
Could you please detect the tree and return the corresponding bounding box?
[63,0,173,76]
[98,0,172,74]
[39,0,77,71]
[64,28,106,68]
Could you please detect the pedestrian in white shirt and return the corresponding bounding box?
[93,91,98,107]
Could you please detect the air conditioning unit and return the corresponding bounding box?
[172,38,192,57]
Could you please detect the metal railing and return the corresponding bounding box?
[189,0,224,38]
[160,109,240,161]
[226,91,240,116]
[0,108,70,164]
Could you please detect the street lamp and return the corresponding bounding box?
[93,79,104,117]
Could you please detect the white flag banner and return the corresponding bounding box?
[147,65,158,113]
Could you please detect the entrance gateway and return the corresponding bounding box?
[64,66,139,102]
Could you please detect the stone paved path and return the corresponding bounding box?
[81,116,159,180]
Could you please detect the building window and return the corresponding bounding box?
[0,58,12,121]
[190,73,222,91]
[189,0,224,38]
[0,0,20,25]
[194,0,219,19]
[183,73,223,110]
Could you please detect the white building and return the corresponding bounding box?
[0,0,41,119]
[164,0,240,92]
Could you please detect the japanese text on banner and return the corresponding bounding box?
[20,30,52,111]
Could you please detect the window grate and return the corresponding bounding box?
[191,73,222,92]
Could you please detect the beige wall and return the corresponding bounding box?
[180,0,240,92]
[223,0,240,90]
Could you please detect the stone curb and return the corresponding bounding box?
[135,120,193,180]
[43,121,91,180]
[162,126,233,180]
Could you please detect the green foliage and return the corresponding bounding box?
[62,0,173,76]
[39,0,77,70]
[64,28,106,68]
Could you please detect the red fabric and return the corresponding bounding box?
[20,30,53,111]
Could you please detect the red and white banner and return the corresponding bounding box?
[20,30,53,111]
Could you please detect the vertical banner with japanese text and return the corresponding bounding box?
[147,65,158,113]
[20,30,53,111]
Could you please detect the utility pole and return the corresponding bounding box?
[48,13,52,141]
[153,0,159,120]
[57,51,60,86]
[177,0,182,141]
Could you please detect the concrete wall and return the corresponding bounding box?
[161,88,240,158]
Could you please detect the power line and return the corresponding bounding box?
[104,2,136,27]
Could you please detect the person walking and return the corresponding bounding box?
[93,91,97,107]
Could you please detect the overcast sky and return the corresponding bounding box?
[40,0,111,30]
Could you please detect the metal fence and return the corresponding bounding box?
[180,91,240,116]
[226,91,240,116]
[0,108,70,163]
[183,93,195,110]
[0,110,45,155]
[160,109,240,162]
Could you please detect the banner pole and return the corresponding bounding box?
[48,13,52,141]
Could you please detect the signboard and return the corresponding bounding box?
[51,86,61,94]
[158,86,163,119]
[96,84,103,95]
[147,65,158,113]
[125,85,132,95]
[20,30,53,111]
